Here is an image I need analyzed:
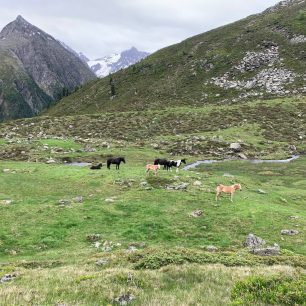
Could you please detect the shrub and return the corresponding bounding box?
[231,275,306,306]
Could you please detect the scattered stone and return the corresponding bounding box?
[73,196,83,203]
[1,199,13,205]
[257,189,267,194]
[223,173,234,178]
[190,210,203,218]
[140,181,148,187]
[114,293,135,305]
[281,229,299,236]
[166,183,189,190]
[237,153,248,160]
[128,242,146,248]
[250,244,281,256]
[46,157,56,164]
[127,246,138,253]
[105,198,115,203]
[206,245,218,252]
[94,242,101,249]
[230,143,242,152]
[87,234,101,242]
[193,180,202,187]
[57,199,71,206]
[289,216,299,220]
[244,234,266,248]
[0,274,16,283]
[95,259,108,266]
[2,169,10,173]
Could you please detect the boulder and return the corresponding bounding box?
[1,274,16,283]
[230,143,242,152]
[73,196,83,203]
[250,244,281,256]
[244,234,266,247]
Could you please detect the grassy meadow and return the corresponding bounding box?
[0,137,305,305]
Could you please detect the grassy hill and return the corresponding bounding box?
[47,0,306,116]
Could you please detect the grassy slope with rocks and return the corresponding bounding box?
[2,96,306,160]
[0,135,305,305]
[47,0,306,116]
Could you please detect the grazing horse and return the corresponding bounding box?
[154,158,169,170]
[168,159,187,172]
[215,184,242,202]
[107,157,125,170]
[90,163,103,170]
[146,164,160,175]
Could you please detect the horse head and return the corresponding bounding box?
[121,157,126,163]
[181,159,187,164]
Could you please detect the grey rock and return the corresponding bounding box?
[193,180,202,186]
[166,183,189,190]
[281,229,299,236]
[190,210,203,218]
[114,293,135,305]
[206,245,218,252]
[244,234,266,247]
[230,143,242,152]
[57,199,71,206]
[257,189,267,194]
[73,196,83,203]
[0,274,16,283]
[95,259,108,266]
[250,244,281,256]
[87,234,101,242]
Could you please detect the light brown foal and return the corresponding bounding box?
[215,184,242,202]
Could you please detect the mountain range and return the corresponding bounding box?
[0,16,96,121]
[87,47,150,77]
[46,0,306,116]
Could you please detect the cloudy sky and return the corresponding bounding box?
[0,0,280,59]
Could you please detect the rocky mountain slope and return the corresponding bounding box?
[0,16,96,121]
[87,47,149,77]
[46,0,306,116]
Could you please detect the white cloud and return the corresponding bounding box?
[0,0,280,58]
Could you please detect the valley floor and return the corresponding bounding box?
[0,141,305,305]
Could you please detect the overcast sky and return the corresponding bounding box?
[0,0,280,59]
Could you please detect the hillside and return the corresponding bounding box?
[47,0,306,116]
[0,16,96,121]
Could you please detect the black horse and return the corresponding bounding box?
[154,158,170,170]
[107,157,126,170]
[90,163,103,170]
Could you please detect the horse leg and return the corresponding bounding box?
[216,191,221,201]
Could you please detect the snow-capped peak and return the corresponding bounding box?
[87,47,150,77]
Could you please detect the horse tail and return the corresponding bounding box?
[107,159,111,169]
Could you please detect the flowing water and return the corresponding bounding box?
[183,155,300,170]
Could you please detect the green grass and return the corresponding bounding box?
[0,139,305,305]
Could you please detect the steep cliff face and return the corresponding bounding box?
[0,16,96,120]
